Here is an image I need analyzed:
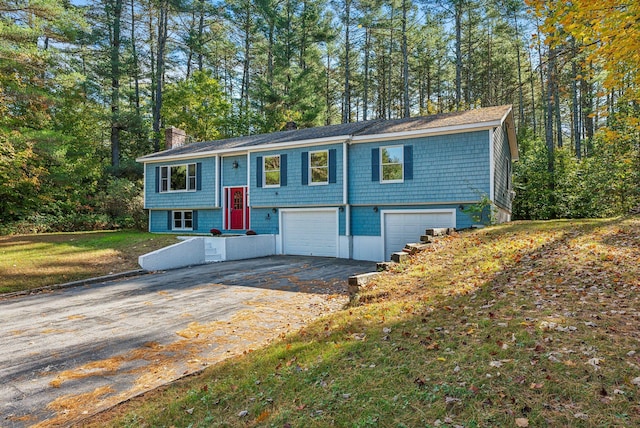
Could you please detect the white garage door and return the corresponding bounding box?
[282,209,338,257]
[383,210,455,261]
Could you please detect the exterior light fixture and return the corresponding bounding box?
[373,206,378,213]
[232,160,239,169]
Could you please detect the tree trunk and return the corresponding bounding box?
[363,28,370,121]
[513,12,524,130]
[109,0,123,169]
[528,47,537,137]
[546,46,555,172]
[186,10,195,79]
[326,48,332,125]
[387,22,393,119]
[342,0,351,123]
[152,2,168,152]
[535,17,546,132]
[240,3,251,111]
[454,0,462,110]
[401,0,409,118]
[582,61,594,156]
[197,0,205,72]
[570,38,581,159]
[554,60,562,148]
[130,0,140,117]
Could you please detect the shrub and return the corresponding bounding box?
[210,228,222,236]
[95,178,147,230]
[245,230,257,235]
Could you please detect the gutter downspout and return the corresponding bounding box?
[343,137,353,258]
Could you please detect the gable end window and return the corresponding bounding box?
[263,155,281,187]
[380,146,404,183]
[158,163,199,192]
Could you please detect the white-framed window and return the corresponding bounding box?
[309,150,329,185]
[263,155,280,187]
[173,210,193,230]
[160,163,197,192]
[380,146,404,183]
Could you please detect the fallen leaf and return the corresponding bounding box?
[515,417,529,427]
[238,410,248,417]
[445,396,461,405]
[256,410,270,422]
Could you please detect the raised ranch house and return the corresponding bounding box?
[137,105,518,262]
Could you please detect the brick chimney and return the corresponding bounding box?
[165,126,187,150]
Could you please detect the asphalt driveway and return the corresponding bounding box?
[0,256,374,427]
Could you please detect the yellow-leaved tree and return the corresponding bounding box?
[527,0,640,103]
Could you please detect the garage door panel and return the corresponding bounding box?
[282,210,338,257]
[384,211,454,261]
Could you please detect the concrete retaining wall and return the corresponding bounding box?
[223,235,276,260]
[138,235,276,270]
[138,238,205,271]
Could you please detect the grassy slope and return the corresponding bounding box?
[0,231,178,293]
[89,217,639,427]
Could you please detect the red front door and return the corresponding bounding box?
[229,187,245,230]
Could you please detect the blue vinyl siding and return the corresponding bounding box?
[145,157,217,209]
[349,131,490,205]
[250,144,344,207]
[222,155,247,187]
[149,209,221,233]
[249,208,279,235]
[493,125,512,211]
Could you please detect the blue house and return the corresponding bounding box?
[137,105,518,261]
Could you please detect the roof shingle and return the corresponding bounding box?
[138,105,513,161]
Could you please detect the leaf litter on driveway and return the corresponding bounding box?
[1,256,371,427]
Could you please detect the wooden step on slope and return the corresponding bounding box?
[424,227,454,237]
[391,251,410,263]
[404,242,431,254]
[419,235,433,243]
[376,261,393,271]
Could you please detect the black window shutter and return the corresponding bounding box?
[404,145,413,180]
[329,149,337,183]
[167,211,173,230]
[301,152,308,185]
[196,162,202,190]
[280,154,287,186]
[155,166,160,192]
[256,156,263,187]
[371,148,380,182]
[192,210,198,230]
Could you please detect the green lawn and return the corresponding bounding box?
[0,231,178,294]
[85,216,640,427]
